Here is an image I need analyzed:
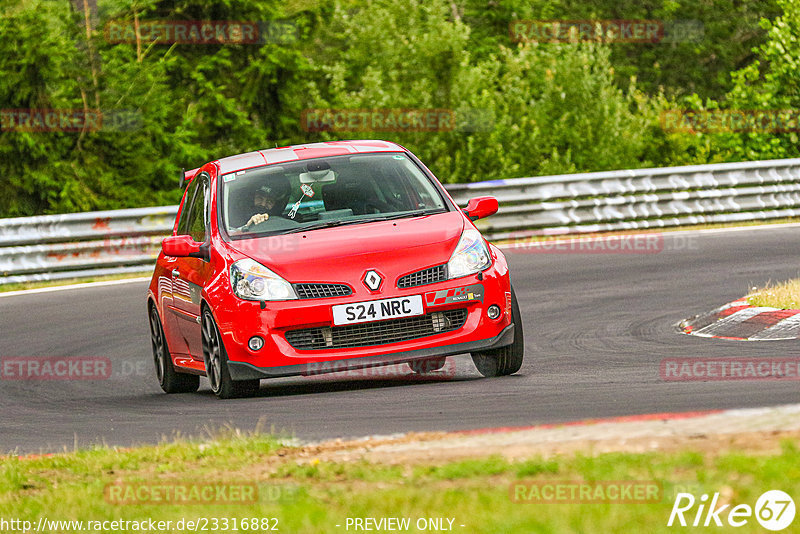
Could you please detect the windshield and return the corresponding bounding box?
[220,153,448,238]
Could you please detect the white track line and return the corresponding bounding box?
[0,277,151,298]
[497,221,800,250]
[300,402,800,448]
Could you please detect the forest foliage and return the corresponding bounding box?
[0,0,796,216]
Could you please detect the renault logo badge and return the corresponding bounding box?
[363,270,383,291]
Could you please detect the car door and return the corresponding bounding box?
[160,180,201,358]
[171,173,213,360]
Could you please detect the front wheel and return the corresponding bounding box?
[471,286,524,377]
[201,309,259,399]
[149,306,199,393]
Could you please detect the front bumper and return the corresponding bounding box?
[228,324,514,380]
[211,249,512,372]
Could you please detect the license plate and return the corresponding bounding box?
[332,295,424,326]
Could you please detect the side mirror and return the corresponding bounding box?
[162,235,207,259]
[463,196,499,221]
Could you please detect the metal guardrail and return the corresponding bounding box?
[449,158,800,240]
[2,158,800,285]
[0,207,176,285]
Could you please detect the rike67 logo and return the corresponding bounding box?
[668,490,795,531]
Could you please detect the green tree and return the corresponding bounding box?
[458,0,780,99]
[721,0,800,160]
[0,0,792,216]
[0,0,312,216]
[298,0,673,182]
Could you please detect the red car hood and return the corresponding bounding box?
[226,211,466,283]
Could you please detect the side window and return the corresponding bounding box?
[186,180,208,242]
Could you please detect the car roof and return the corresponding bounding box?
[214,140,405,176]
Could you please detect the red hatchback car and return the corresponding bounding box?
[147,140,524,398]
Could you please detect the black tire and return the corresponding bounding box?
[149,305,200,393]
[471,286,524,377]
[408,357,447,374]
[201,308,259,399]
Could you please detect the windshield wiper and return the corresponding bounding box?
[356,209,446,223]
[370,208,445,221]
[276,220,347,235]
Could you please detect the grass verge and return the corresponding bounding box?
[747,278,800,309]
[1,434,798,533]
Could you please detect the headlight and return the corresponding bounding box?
[230,258,298,301]
[447,228,491,279]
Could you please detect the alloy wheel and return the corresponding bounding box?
[202,310,222,392]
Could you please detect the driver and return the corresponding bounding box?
[241,179,291,229]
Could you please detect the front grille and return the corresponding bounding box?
[294,283,353,299]
[285,308,468,350]
[397,265,447,288]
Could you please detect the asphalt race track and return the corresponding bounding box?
[2,225,799,454]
